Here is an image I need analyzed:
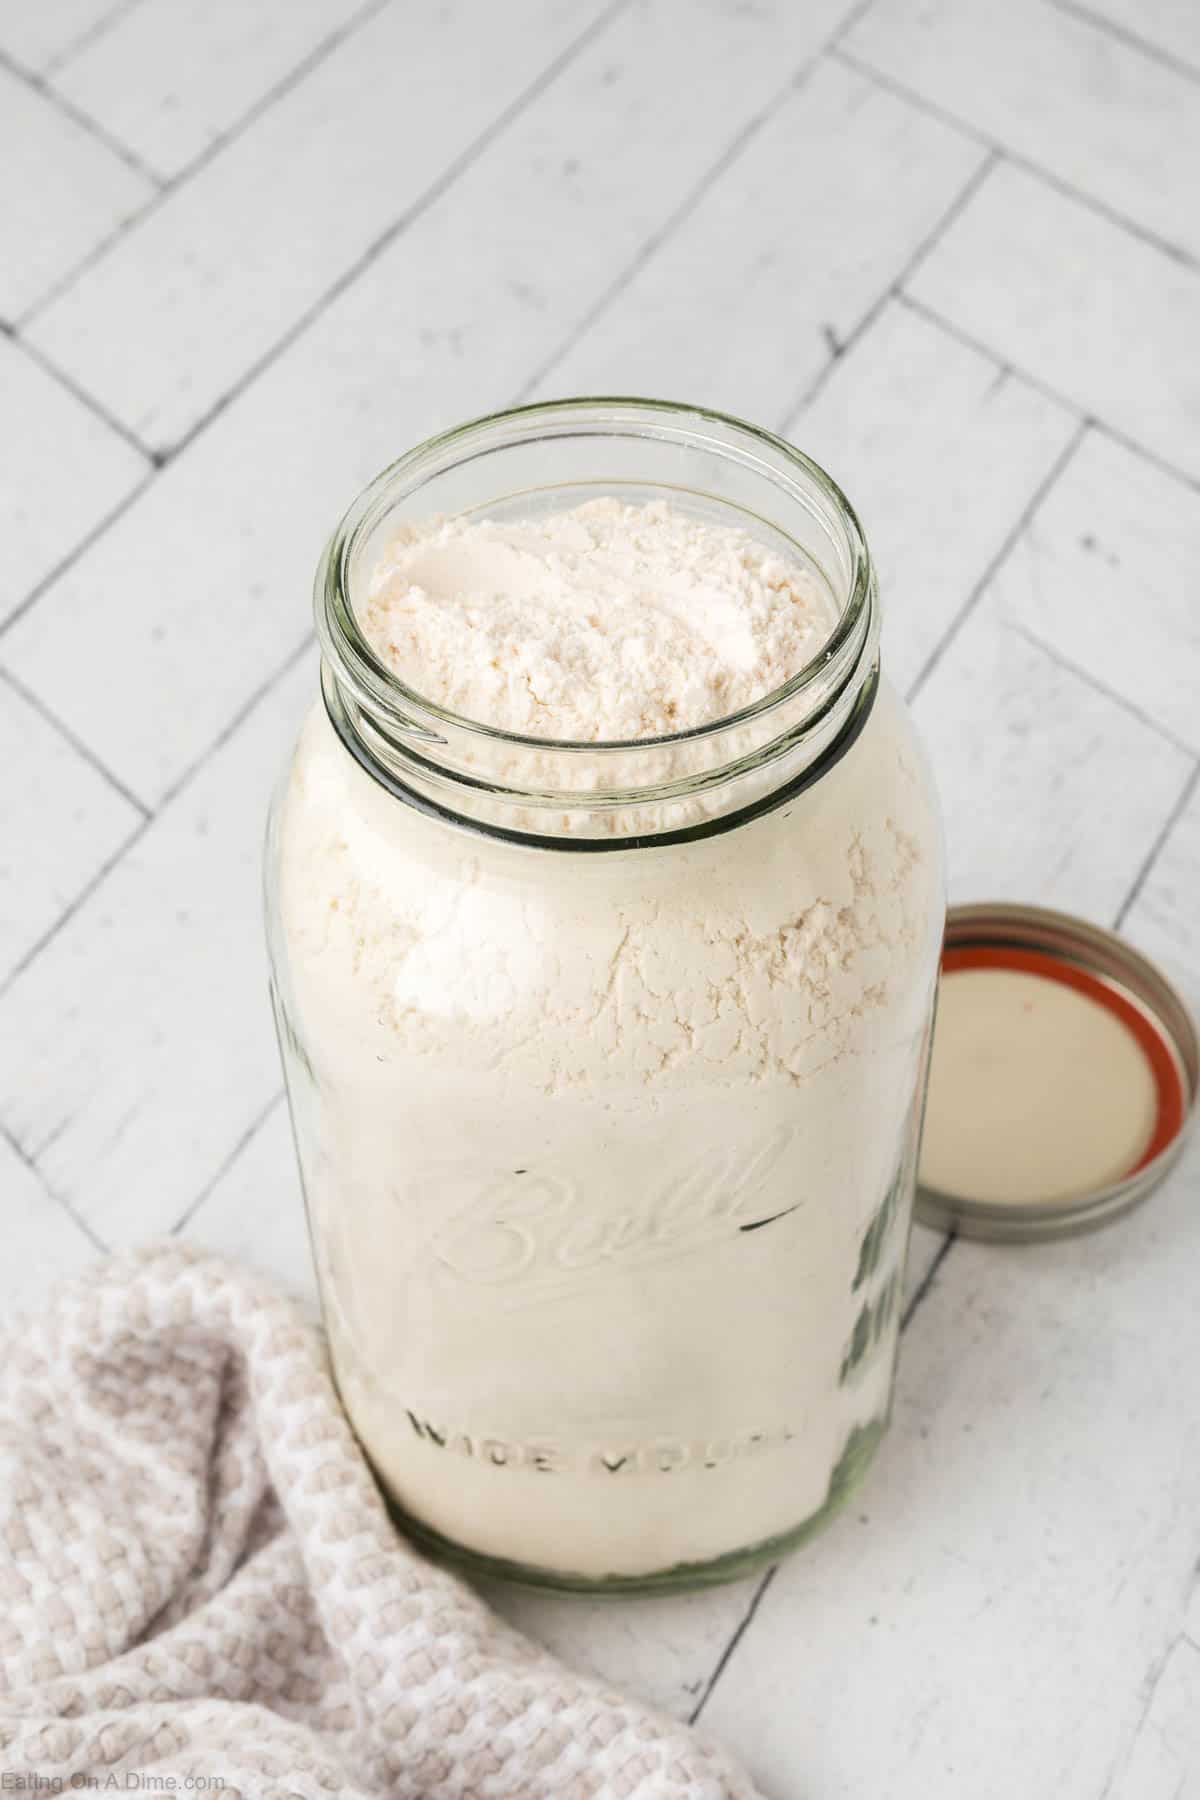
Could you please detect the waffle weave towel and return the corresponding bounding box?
[0,1244,760,1799]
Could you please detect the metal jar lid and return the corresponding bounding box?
[915,902,1199,1242]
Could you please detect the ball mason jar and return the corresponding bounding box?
[264,398,944,1592]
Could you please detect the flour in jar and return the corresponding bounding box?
[358,498,838,739]
[276,492,942,1582]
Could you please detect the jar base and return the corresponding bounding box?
[379,1414,887,1596]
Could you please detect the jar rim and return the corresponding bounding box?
[316,395,875,756]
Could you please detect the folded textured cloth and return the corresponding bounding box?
[0,1244,760,1798]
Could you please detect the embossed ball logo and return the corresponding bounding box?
[430,1128,798,1291]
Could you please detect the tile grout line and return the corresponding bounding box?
[516,0,896,404]
[781,139,998,425]
[1063,420,1199,502]
[171,1090,287,1237]
[2,324,160,464]
[901,1229,956,1331]
[892,290,1082,417]
[1097,1621,1191,1800]
[826,0,888,51]
[28,1103,84,1169]
[41,0,147,77]
[53,0,395,189]
[155,629,316,813]
[877,146,998,308]
[831,45,1200,273]
[905,418,1091,705]
[1007,621,1200,763]
[1113,761,1200,931]
[0,665,151,818]
[0,45,162,189]
[0,816,151,1003]
[516,70,807,403]
[0,1120,108,1255]
[13,0,396,330]
[0,624,306,1017]
[0,623,312,1003]
[688,1565,778,1725]
[1045,0,1200,86]
[0,467,156,641]
[895,290,1200,497]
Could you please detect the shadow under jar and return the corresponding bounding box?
[264,398,944,1592]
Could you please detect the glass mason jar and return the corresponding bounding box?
[265,398,944,1593]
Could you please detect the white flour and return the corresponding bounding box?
[275,501,942,1582]
[360,499,837,739]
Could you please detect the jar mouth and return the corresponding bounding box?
[316,395,874,756]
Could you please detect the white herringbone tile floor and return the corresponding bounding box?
[1,2,1198,1792]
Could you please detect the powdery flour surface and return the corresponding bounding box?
[359,499,838,740]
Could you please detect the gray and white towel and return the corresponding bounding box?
[0,1244,760,1799]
